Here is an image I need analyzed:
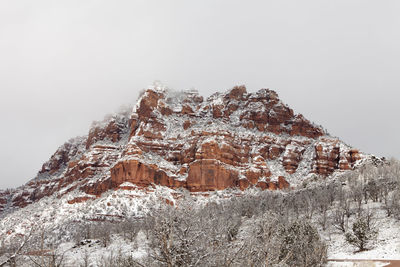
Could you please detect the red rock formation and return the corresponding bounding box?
[86,120,126,149]
[186,160,239,191]
[313,143,340,176]
[225,85,247,100]
[195,141,246,166]
[2,85,372,212]
[278,176,290,189]
[347,149,362,165]
[183,120,192,130]
[256,181,269,190]
[181,105,195,115]
[246,169,263,185]
[239,179,250,190]
[110,159,186,190]
[67,196,95,204]
[282,142,308,174]
[38,137,85,176]
[137,89,164,120]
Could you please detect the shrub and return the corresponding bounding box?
[345,216,378,251]
[278,220,327,267]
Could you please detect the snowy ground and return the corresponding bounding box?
[1,186,399,266]
[324,200,400,267]
[59,232,147,267]
[327,260,391,267]
[325,202,400,262]
[60,195,400,266]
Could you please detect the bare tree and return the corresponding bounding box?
[79,249,90,267]
[277,220,327,267]
[332,208,346,233]
[366,178,380,202]
[314,186,332,230]
[91,222,112,247]
[0,227,36,267]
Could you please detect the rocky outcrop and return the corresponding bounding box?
[137,89,164,120]
[67,196,95,204]
[110,159,183,189]
[282,142,308,174]
[312,138,363,176]
[340,149,362,170]
[86,118,128,149]
[186,160,239,191]
[1,85,371,212]
[38,137,86,177]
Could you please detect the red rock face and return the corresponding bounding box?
[111,159,173,188]
[86,120,127,149]
[2,85,371,211]
[282,142,308,174]
[225,85,247,101]
[38,137,85,176]
[311,138,361,176]
[314,144,340,175]
[278,176,290,189]
[137,89,163,120]
[67,196,95,204]
[186,160,239,191]
[195,141,246,166]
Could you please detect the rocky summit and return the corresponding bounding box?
[0,85,369,213]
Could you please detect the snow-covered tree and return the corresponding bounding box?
[345,215,378,251]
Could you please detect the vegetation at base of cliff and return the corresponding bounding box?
[1,160,400,266]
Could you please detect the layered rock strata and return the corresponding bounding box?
[1,85,368,211]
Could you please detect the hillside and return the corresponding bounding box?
[1,85,396,267]
[0,85,370,215]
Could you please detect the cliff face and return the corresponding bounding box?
[0,85,368,213]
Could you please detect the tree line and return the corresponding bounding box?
[1,159,399,266]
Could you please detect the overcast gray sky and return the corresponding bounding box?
[0,0,399,189]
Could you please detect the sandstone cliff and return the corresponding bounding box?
[0,85,371,212]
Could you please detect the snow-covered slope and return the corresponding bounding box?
[0,85,378,238]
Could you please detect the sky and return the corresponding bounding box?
[0,0,399,189]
